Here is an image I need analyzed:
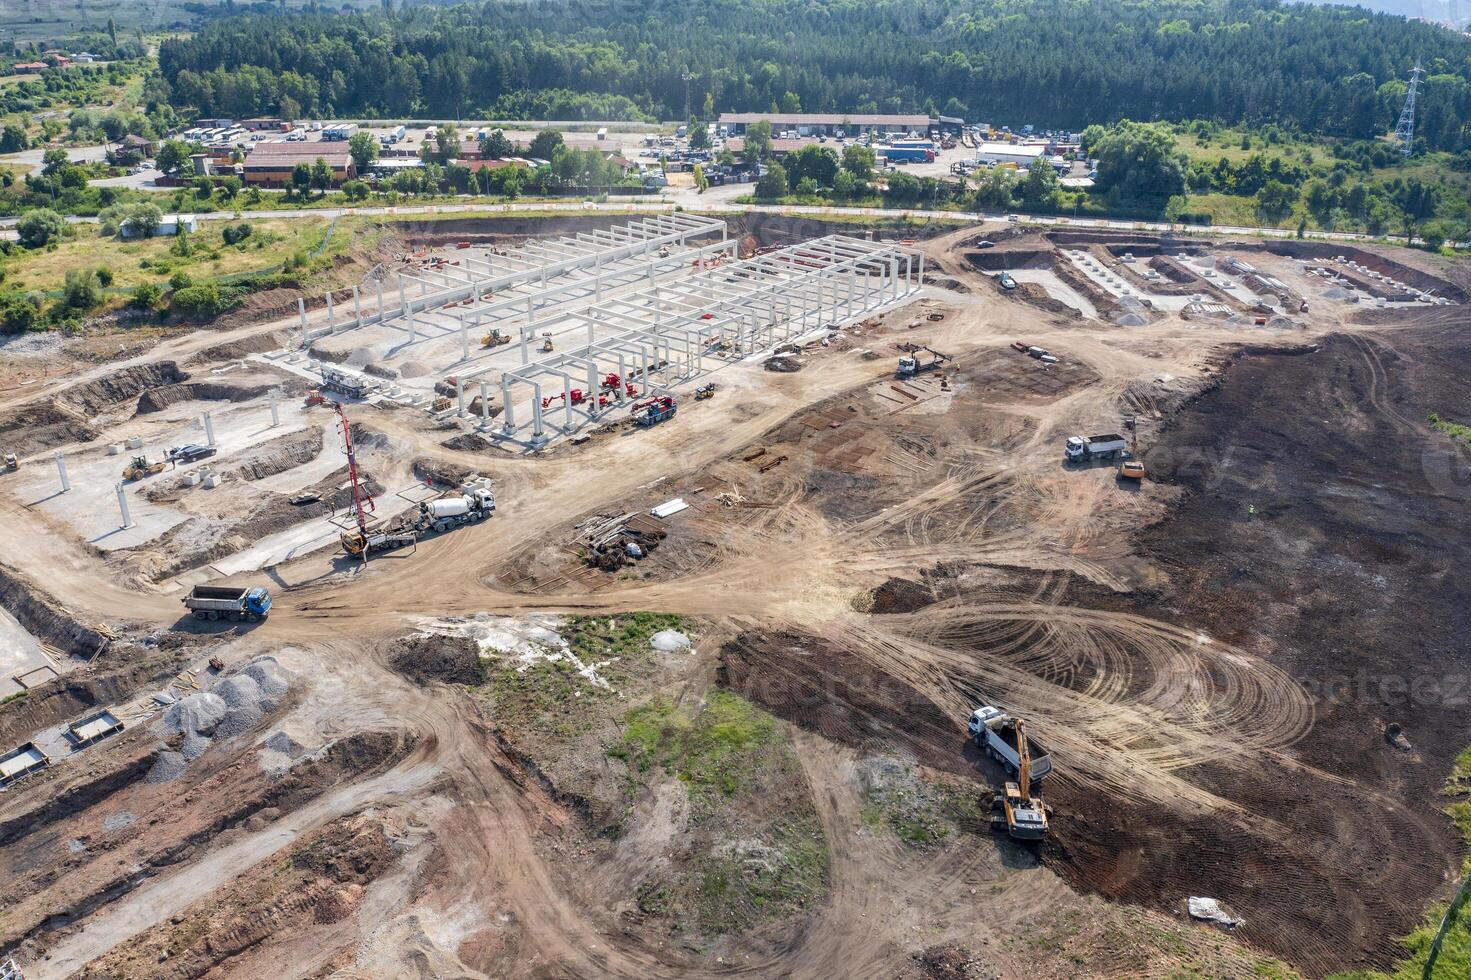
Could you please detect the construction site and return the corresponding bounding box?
[0,211,1468,979]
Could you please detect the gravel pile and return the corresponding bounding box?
[398,358,434,378]
[154,692,227,738]
[181,731,213,760]
[146,751,188,784]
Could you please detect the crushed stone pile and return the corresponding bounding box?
[397,359,434,378]
[345,345,384,367]
[146,751,188,784]
[154,692,227,738]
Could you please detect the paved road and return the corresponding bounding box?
[0,194,1440,248]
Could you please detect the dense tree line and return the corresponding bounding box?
[156,0,1471,149]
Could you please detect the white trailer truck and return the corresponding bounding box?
[1064,432,1128,462]
[968,704,1053,780]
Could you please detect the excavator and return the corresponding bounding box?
[992,719,1048,841]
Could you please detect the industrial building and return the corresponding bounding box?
[718,112,932,137]
[242,142,357,187]
[974,141,1048,167]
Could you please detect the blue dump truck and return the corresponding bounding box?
[183,585,272,622]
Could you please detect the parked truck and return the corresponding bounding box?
[968,704,1053,781]
[1064,433,1128,462]
[183,584,272,622]
[416,487,496,534]
[880,145,935,164]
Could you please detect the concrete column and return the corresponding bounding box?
[916,252,924,292]
[398,279,407,321]
[595,254,603,301]
[297,297,308,345]
[520,325,529,365]
[459,314,469,361]
[615,355,627,402]
[54,452,70,493]
[269,392,280,427]
[586,364,600,418]
[326,291,336,334]
[408,304,417,344]
[377,278,385,322]
[846,272,854,320]
[115,482,134,529]
[479,382,490,423]
[353,285,362,327]
[456,377,466,418]
[531,383,545,439]
[202,411,216,447]
[501,377,516,434]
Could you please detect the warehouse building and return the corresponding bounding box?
[975,141,1048,167]
[242,142,356,187]
[718,113,932,137]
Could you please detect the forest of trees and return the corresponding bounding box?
[156,0,1471,150]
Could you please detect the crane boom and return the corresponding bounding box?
[1016,718,1032,800]
[334,402,375,535]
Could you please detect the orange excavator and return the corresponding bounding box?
[993,719,1049,841]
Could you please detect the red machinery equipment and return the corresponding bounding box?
[304,390,328,407]
[542,389,612,410]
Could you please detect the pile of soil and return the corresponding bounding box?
[442,433,493,452]
[413,457,474,488]
[388,631,484,686]
[865,576,936,614]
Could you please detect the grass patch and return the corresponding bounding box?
[0,690,27,706]
[615,689,777,797]
[478,613,686,744]
[1429,412,1471,447]
[612,689,830,935]
[0,217,347,297]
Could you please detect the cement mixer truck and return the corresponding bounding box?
[416,486,496,534]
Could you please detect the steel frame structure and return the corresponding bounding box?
[296,213,729,345]
[459,235,924,444]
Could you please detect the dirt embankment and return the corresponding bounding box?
[0,564,109,659]
[0,362,188,457]
[1053,327,1471,975]
[135,378,302,415]
[2,728,413,960]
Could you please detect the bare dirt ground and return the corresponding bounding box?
[0,214,1467,979]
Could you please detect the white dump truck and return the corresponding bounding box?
[1064,433,1128,462]
[968,704,1053,781]
[417,487,496,534]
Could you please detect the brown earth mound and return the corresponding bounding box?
[389,631,484,686]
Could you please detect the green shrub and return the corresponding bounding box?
[169,282,239,319]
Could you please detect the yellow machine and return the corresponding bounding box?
[995,720,1048,841]
[541,336,555,353]
[1119,459,1146,481]
[481,329,511,348]
[122,454,166,481]
[2,452,16,472]
[695,383,716,400]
